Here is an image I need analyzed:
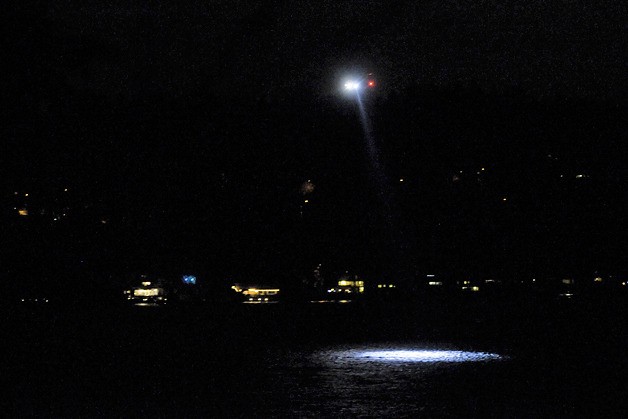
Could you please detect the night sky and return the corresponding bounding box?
[4,1,626,99]
[1,1,627,290]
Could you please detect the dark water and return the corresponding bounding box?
[3,299,627,417]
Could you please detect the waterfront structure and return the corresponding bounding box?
[327,278,365,294]
[124,276,168,306]
[231,284,280,303]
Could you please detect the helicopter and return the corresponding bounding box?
[343,72,377,91]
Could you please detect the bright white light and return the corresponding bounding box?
[357,350,503,363]
[344,81,361,90]
[314,346,506,369]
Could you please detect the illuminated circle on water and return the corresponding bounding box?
[313,346,506,366]
[357,350,503,363]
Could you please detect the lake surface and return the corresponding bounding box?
[3,299,627,417]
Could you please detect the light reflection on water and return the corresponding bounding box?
[265,343,507,417]
[312,344,505,366]
[357,349,502,362]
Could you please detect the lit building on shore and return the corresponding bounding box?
[460,279,481,292]
[124,276,168,306]
[327,278,365,294]
[231,284,281,303]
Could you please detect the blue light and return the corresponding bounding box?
[182,275,196,285]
